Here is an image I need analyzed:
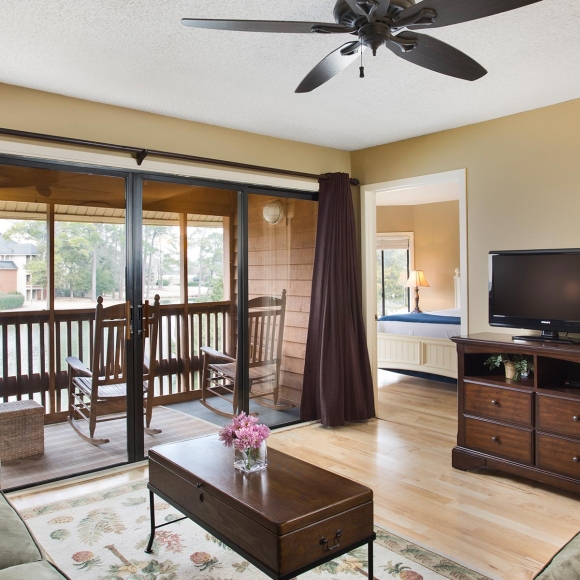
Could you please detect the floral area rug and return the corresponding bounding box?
[18,479,492,580]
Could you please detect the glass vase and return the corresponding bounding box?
[234,440,268,473]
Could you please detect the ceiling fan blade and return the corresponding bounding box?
[181,18,350,34]
[374,0,392,18]
[344,0,368,16]
[386,32,487,80]
[396,0,543,29]
[296,41,364,93]
[344,0,391,18]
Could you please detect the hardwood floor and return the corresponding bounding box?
[9,371,580,580]
[269,371,580,580]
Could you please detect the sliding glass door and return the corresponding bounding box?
[244,190,318,428]
[136,175,240,447]
[0,160,130,489]
[0,156,318,490]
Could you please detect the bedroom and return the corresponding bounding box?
[375,180,462,383]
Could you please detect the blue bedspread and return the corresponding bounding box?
[378,312,460,325]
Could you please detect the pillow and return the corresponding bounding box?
[535,532,580,580]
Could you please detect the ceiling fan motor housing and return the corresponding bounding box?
[359,23,392,54]
[333,0,414,28]
[333,0,416,54]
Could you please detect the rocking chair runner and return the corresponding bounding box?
[200,289,291,418]
[66,295,161,445]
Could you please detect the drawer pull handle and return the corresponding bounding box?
[199,492,204,502]
[574,457,580,464]
[491,436,499,443]
[320,530,342,551]
[491,400,499,406]
[574,416,579,422]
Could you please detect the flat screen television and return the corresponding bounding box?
[489,249,580,343]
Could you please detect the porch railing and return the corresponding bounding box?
[0,300,231,421]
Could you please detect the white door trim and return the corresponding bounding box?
[361,169,468,408]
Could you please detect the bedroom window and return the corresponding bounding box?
[377,234,413,316]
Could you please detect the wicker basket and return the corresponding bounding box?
[0,400,45,461]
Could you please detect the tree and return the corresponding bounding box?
[4,219,48,290]
[54,222,94,299]
[142,225,179,300]
[4,219,126,302]
[187,227,224,300]
[377,249,408,315]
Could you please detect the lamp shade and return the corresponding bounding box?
[405,270,429,288]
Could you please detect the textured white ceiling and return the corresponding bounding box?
[0,0,579,151]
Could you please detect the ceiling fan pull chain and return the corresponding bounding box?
[359,41,365,78]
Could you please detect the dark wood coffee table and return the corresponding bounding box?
[147,435,375,580]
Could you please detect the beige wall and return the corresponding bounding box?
[376,201,459,311]
[3,83,579,335]
[413,202,459,311]
[354,98,580,333]
[0,83,351,177]
[376,206,414,232]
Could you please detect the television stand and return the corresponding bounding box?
[512,333,580,345]
[452,332,580,495]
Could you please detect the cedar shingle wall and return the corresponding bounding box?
[248,197,317,406]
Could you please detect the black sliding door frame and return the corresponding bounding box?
[0,151,318,474]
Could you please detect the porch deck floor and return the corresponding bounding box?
[0,406,219,491]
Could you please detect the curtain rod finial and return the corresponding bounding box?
[136,149,148,166]
[349,178,360,186]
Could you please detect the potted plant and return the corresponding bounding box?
[484,354,534,381]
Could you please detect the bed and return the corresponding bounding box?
[377,272,461,379]
[377,309,460,379]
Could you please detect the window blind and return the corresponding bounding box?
[376,235,410,251]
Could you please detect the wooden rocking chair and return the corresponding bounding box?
[66,295,161,445]
[200,289,292,418]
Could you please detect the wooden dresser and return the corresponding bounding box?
[452,333,580,494]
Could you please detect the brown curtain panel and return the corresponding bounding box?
[301,173,375,426]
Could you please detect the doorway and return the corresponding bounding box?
[360,169,468,412]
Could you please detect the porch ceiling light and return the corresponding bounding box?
[263,200,285,225]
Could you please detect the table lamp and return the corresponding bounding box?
[405,270,429,313]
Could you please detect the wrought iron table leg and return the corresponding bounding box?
[368,537,374,579]
[145,490,155,553]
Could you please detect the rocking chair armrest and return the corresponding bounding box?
[66,356,92,377]
[200,346,235,363]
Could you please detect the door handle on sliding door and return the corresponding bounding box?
[125,301,132,340]
[142,301,150,338]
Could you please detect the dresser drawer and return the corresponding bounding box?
[537,395,580,438]
[464,417,533,463]
[464,382,532,426]
[537,432,580,480]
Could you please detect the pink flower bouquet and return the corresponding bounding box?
[219,412,270,473]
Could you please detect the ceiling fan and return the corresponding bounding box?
[182,0,543,93]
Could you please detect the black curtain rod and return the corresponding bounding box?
[0,127,360,187]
